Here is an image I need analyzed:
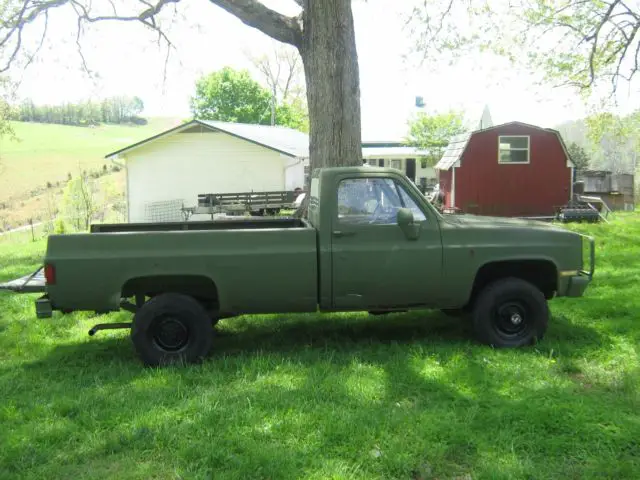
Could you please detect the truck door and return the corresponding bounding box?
[331,175,443,309]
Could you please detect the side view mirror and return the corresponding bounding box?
[397,208,420,240]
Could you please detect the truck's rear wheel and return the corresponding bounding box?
[472,277,548,348]
[131,293,213,366]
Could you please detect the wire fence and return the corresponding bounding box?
[0,210,127,245]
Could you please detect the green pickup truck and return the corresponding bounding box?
[1,166,594,366]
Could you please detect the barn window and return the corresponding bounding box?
[390,159,402,170]
[498,136,530,164]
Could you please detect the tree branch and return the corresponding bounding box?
[207,0,302,47]
[1,0,179,74]
[585,0,621,87]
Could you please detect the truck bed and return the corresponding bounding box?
[90,217,308,233]
[46,221,319,315]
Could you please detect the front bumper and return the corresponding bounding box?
[564,274,591,297]
[561,234,595,298]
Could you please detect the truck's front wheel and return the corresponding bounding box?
[472,277,548,348]
[131,293,213,366]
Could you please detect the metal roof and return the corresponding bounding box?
[434,132,472,170]
[434,121,574,170]
[105,119,310,159]
[198,120,310,158]
[105,119,433,161]
[362,146,431,158]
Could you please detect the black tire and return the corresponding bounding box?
[131,293,213,366]
[472,277,548,348]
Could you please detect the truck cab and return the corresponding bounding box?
[309,167,445,311]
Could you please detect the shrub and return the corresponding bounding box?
[53,218,67,234]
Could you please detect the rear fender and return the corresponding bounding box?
[121,275,220,310]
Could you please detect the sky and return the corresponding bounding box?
[6,0,639,141]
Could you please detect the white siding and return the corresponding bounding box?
[125,130,289,222]
[283,155,308,191]
[416,161,437,189]
[366,157,437,187]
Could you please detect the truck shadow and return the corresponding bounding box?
[212,310,606,361]
[8,309,607,372]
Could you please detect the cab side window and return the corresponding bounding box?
[337,177,426,225]
[397,183,427,222]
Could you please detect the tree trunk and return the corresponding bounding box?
[299,0,363,171]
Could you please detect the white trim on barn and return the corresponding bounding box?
[497,135,531,165]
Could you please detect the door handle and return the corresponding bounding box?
[333,230,356,237]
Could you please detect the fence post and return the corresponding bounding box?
[30,218,35,242]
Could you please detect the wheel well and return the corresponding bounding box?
[470,260,558,304]
[122,275,219,310]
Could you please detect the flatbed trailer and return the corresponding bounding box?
[181,190,297,219]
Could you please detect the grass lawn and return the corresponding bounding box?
[0,118,181,201]
[0,214,639,479]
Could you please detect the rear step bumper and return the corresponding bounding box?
[36,295,53,318]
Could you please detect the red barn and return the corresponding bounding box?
[434,122,575,217]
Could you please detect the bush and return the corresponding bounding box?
[130,116,148,125]
[53,218,67,234]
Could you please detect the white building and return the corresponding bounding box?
[106,119,434,223]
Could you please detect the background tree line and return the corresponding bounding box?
[8,96,146,126]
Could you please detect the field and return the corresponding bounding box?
[0,119,181,229]
[0,214,639,479]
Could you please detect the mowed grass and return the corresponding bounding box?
[0,118,181,201]
[0,215,639,479]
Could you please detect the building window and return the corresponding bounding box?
[378,159,385,167]
[368,159,378,166]
[421,159,428,169]
[498,136,530,164]
[390,159,402,170]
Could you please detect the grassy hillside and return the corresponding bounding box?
[0,213,639,479]
[0,118,182,229]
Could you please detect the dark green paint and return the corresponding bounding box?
[40,167,593,317]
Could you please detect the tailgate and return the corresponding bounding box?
[0,267,46,293]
